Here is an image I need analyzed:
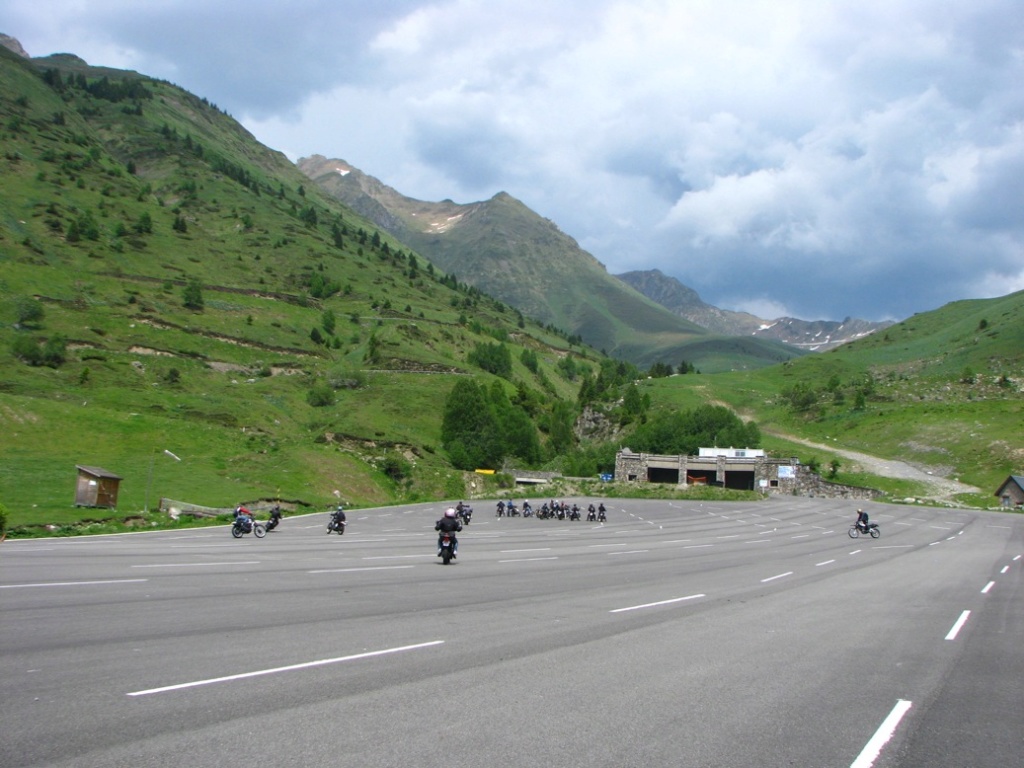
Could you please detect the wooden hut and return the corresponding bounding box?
[75,465,122,509]
[994,475,1024,508]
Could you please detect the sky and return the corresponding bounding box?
[6,0,1024,322]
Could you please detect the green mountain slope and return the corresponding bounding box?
[299,155,805,372]
[0,47,601,529]
[642,290,1024,502]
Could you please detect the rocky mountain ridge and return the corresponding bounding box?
[617,269,892,351]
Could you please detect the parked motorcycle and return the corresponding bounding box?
[232,515,266,539]
[264,505,282,532]
[438,531,457,565]
[848,522,880,538]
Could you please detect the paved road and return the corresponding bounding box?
[1,498,1021,767]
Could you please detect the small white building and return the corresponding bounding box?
[697,447,765,458]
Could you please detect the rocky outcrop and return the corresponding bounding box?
[1,34,29,58]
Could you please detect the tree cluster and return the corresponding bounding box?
[441,379,541,470]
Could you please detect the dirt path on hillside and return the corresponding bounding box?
[768,431,980,502]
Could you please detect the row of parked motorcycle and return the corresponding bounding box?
[494,500,607,522]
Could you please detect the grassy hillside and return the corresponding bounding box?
[300,156,807,373]
[637,291,1024,505]
[0,48,602,531]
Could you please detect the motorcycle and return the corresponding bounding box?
[597,505,607,523]
[569,506,581,521]
[438,531,457,565]
[458,506,473,526]
[232,515,266,539]
[327,512,347,535]
[848,522,880,538]
[264,505,282,532]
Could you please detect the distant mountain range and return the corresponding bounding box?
[616,269,892,351]
[299,155,816,370]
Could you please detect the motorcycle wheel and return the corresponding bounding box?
[231,525,243,539]
[253,523,266,538]
[326,524,333,534]
[870,528,880,538]
[442,549,451,565]
[848,526,860,538]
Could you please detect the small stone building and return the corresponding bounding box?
[614,448,880,500]
[74,465,122,509]
[994,475,1024,508]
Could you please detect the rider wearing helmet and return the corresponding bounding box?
[331,504,347,528]
[435,507,463,558]
[856,508,869,532]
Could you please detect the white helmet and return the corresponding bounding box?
[445,508,457,518]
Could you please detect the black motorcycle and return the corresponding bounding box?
[265,505,282,532]
[438,531,457,565]
[232,515,266,539]
[327,510,347,535]
[458,506,473,526]
[848,521,880,538]
[597,505,607,523]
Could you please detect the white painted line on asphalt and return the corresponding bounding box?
[744,540,771,544]
[816,559,836,566]
[608,550,649,556]
[0,579,148,589]
[1015,555,1022,561]
[310,566,414,574]
[981,581,995,594]
[761,572,793,583]
[664,539,692,544]
[588,543,628,548]
[127,640,445,696]
[717,535,739,539]
[849,550,862,555]
[895,521,911,526]
[988,525,1011,529]
[791,534,810,539]
[501,548,551,553]
[945,610,971,640]
[170,544,249,549]
[850,699,912,768]
[684,544,714,549]
[610,594,705,613]
[132,562,259,568]
[930,525,952,530]
[1001,566,1009,574]
[873,545,913,549]
[498,557,558,563]
[363,554,434,560]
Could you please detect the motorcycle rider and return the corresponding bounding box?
[856,508,870,532]
[234,504,253,532]
[331,505,347,531]
[266,504,282,531]
[436,507,463,558]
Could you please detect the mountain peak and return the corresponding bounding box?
[1,33,29,58]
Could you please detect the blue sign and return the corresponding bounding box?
[599,473,613,482]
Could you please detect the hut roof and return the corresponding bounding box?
[76,465,122,480]
[994,475,1024,497]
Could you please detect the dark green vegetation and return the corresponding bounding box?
[1,45,1020,535]
[299,155,806,372]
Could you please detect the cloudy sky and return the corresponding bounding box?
[7,1,1024,321]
